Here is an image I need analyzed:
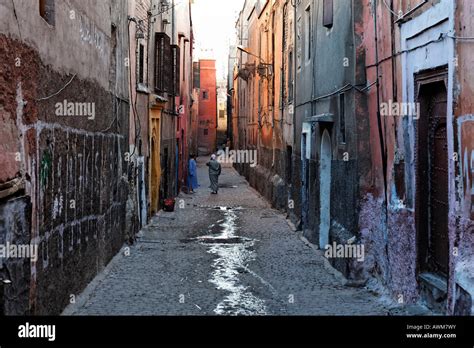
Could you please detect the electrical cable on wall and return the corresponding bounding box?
[127,19,142,161]
[36,74,77,101]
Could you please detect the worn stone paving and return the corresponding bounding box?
[63,158,398,315]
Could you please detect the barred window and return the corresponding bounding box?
[154,33,172,93]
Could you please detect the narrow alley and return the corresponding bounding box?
[1,0,473,329]
[63,159,391,316]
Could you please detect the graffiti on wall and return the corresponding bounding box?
[79,14,106,57]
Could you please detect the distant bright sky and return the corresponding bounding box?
[191,0,245,81]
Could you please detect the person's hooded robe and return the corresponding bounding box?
[187,158,199,190]
[206,157,221,193]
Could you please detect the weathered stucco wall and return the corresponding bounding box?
[454,0,474,315]
[0,0,130,314]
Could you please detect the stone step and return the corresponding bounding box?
[419,272,448,314]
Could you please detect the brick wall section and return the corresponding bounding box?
[0,33,130,314]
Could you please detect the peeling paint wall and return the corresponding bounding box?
[453,0,474,315]
[231,0,473,315]
[0,0,130,314]
[358,0,473,314]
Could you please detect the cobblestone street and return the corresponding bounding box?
[62,159,400,316]
[1,3,472,345]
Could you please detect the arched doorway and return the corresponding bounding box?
[319,129,332,249]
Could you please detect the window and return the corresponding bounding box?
[39,0,55,26]
[202,90,209,100]
[219,110,225,119]
[171,44,180,96]
[323,0,333,28]
[138,44,145,84]
[339,93,346,143]
[154,33,172,93]
[305,6,311,61]
[204,129,209,136]
[193,62,200,89]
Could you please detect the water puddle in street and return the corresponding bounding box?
[193,207,267,315]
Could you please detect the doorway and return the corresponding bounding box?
[416,69,449,277]
[319,129,332,249]
[150,115,161,215]
[162,147,169,201]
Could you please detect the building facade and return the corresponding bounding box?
[0,0,130,314]
[125,0,194,222]
[232,0,295,211]
[229,0,474,315]
[217,79,228,149]
[357,0,474,316]
[197,59,217,156]
[128,0,152,229]
[0,0,195,315]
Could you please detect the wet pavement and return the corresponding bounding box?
[63,158,397,315]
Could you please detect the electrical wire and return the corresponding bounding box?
[312,83,352,102]
[366,32,447,69]
[127,20,141,161]
[447,33,474,41]
[382,0,428,22]
[294,81,375,109]
[36,74,77,101]
[101,96,120,132]
[382,0,399,18]
[144,1,182,21]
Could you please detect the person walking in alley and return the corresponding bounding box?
[187,154,199,194]
[206,154,221,194]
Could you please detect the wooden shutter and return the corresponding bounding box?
[171,44,180,96]
[154,33,171,93]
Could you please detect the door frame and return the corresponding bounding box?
[150,112,161,215]
[414,67,449,276]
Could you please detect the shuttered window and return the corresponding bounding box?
[171,44,180,96]
[154,33,172,93]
